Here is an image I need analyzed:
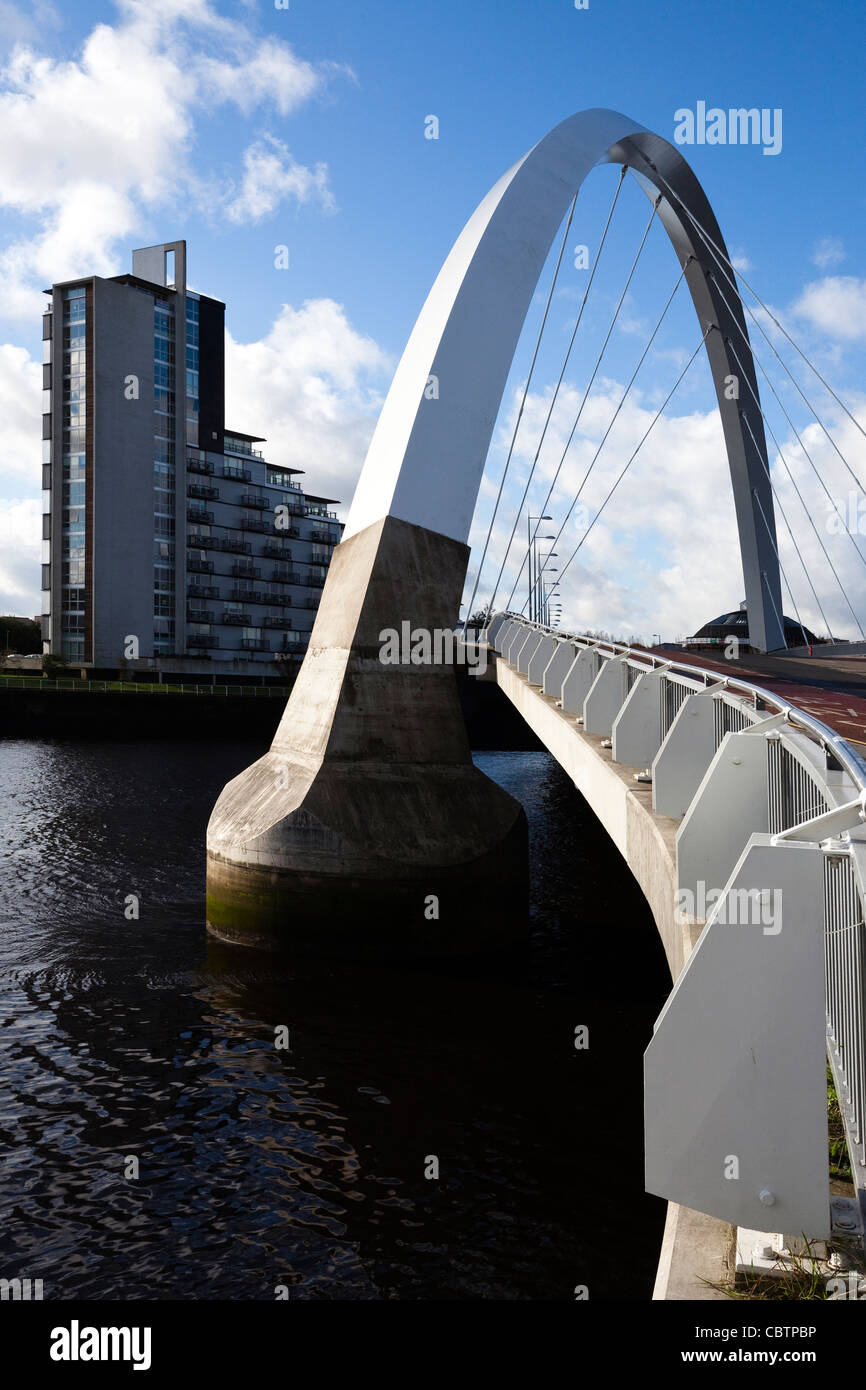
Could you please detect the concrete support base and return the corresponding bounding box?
[206,515,528,954]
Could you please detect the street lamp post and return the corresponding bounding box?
[527,516,553,622]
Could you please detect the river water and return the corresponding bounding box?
[0,737,670,1300]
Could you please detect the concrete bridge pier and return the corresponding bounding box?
[205,515,528,954]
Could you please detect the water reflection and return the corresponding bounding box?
[0,738,669,1299]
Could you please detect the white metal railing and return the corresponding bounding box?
[489,612,866,1230]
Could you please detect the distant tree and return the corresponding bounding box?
[42,653,68,677]
[466,607,492,630]
[0,615,41,655]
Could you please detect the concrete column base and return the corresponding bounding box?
[206,515,528,955]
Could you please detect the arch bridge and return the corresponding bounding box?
[206,110,866,1288]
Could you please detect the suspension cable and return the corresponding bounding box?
[527,327,711,611]
[737,406,836,641]
[485,185,661,619]
[635,165,866,492]
[703,261,866,582]
[728,336,860,639]
[509,167,629,547]
[751,488,810,649]
[460,189,578,631]
[505,261,688,611]
[629,160,866,447]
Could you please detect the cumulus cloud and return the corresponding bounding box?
[0,495,40,615]
[0,0,350,318]
[0,0,62,56]
[0,341,42,484]
[793,276,866,343]
[197,43,342,117]
[466,365,866,644]
[224,298,392,508]
[225,137,335,224]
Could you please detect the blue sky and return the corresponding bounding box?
[1,0,864,640]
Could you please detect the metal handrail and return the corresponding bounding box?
[494,614,866,793]
[493,613,866,1208]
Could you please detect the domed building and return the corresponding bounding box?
[686,602,820,653]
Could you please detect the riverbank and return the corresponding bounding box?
[0,667,543,746]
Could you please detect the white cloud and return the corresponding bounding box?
[0,340,44,615]
[466,364,866,645]
[0,0,62,55]
[811,236,845,270]
[0,495,40,615]
[225,137,335,225]
[224,298,392,509]
[730,251,752,273]
[198,43,344,117]
[0,341,42,483]
[792,277,866,343]
[0,2,350,319]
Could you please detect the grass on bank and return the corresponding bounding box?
[708,1070,859,1300]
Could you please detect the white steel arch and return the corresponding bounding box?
[344,108,786,652]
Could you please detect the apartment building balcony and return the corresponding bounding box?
[269,569,300,585]
[187,558,215,574]
[231,563,260,579]
[223,465,252,482]
[187,608,214,623]
[276,502,305,519]
[263,615,294,629]
[263,591,294,607]
[221,536,252,555]
[239,493,270,509]
[225,436,263,459]
[240,515,269,532]
[187,583,218,599]
[187,507,215,524]
[310,528,337,545]
[188,483,220,501]
[187,457,214,475]
[230,587,263,603]
[305,573,326,587]
[263,531,298,552]
[240,637,270,651]
[188,533,221,549]
[187,633,219,649]
[222,612,251,625]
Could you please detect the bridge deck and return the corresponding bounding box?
[654,647,866,753]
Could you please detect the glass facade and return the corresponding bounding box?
[46,247,343,671]
[185,295,199,449]
[60,286,87,662]
[153,299,176,655]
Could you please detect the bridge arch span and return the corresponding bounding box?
[346,107,785,653]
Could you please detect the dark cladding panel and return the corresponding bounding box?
[198,295,224,454]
